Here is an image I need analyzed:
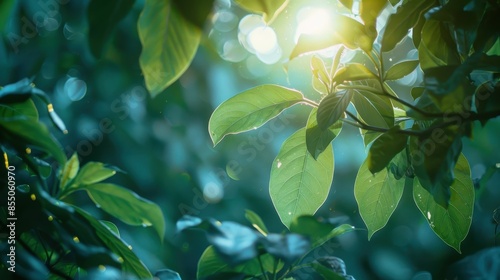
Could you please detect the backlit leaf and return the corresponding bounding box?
[413,154,474,252]
[234,0,287,23]
[384,60,419,81]
[270,128,334,227]
[354,159,405,239]
[317,90,352,130]
[138,0,201,96]
[359,0,387,37]
[209,84,304,146]
[290,14,373,59]
[332,63,378,85]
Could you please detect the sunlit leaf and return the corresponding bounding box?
[233,0,287,23]
[138,0,201,96]
[290,14,374,59]
[270,128,334,227]
[306,108,342,159]
[384,60,419,81]
[245,209,268,235]
[311,55,331,95]
[85,183,165,239]
[59,153,80,192]
[413,154,474,252]
[354,159,405,239]
[87,0,135,58]
[359,0,387,37]
[66,162,117,191]
[317,90,352,130]
[338,0,353,11]
[367,126,408,174]
[332,63,378,85]
[381,0,435,52]
[209,84,304,146]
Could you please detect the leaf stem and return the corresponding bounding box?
[301,98,319,107]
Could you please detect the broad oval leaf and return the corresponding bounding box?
[270,128,334,227]
[384,60,419,81]
[381,0,435,52]
[138,0,201,96]
[234,0,287,23]
[317,90,352,130]
[367,126,408,174]
[418,19,460,71]
[332,63,378,85]
[208,84,304,146]
[85,183,165,240]
[72,162,117,187]
[354,158,405,239]
[59,153,80,192]
[413,154,474,252]
[0,98,38,120]
[290,14,373,59]
[87,0,135,58]
[306,108,342,159]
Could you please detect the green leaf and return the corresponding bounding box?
[332,63,378,85]
[0,0,15,32]
[0,98,38,120]
[0,117,66,165]
[290,14,374,59]
[84,183,165,239]
[384,60,419,81]
[354,159,405,239]
[138,0,201,96]
[74,207,153,278]
[100,220,120,237]
[411,87,425,100]
[317,90,352,130]
[269,128,334,227]
[59,153,80,192]
[311,55,331,95]
[208,84,304,146]
[171,0,215,28]
[309,262,346,280]
[418,20,460,71]
[367,126,408,174]
[72,162,117,186]
[413,154,474,252]
[359,0,387,36]
[409,123,463,207]
[381,0,435,52]
[289,216,354,248]
[244,209,268,235]
[306,108,342,159]
[338,0,353,11]
[87,0,135,58]
[233,0,287,23]
[197,246,277,279]
[474,8,500,52]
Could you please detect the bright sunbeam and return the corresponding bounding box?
[295,8,334,42]
[247,26,278,54]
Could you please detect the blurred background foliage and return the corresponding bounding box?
[1,0,499,279]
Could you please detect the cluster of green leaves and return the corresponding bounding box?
[0,80,171,279]
[177,210,355,280]
[206,0,500,253]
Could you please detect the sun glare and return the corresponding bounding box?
[295,8,334,42]
[247,26,278,54]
